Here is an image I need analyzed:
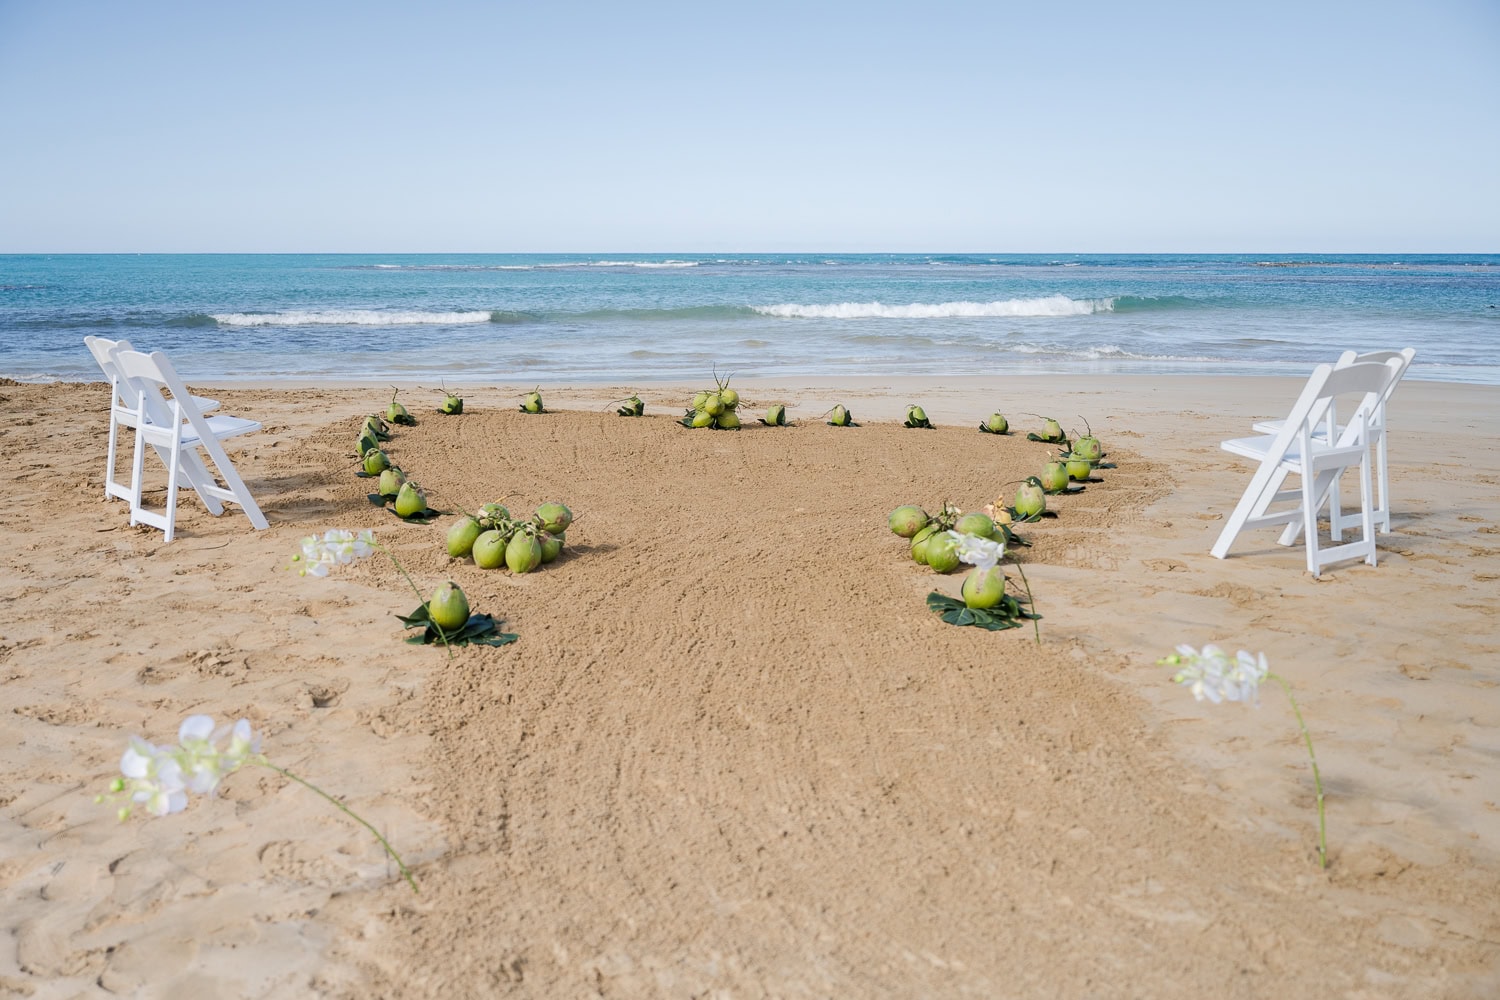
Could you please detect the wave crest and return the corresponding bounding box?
[753,296,1113,320]
[210,309,498,327]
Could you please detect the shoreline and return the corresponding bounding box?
[15,363,1500,389]
[23,370,1500,414]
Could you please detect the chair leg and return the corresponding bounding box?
[1375,433,1391,533]
[177,448,226,516]
[1212,463,1288,559]
[163,439,181,544]
[1328,473,1343,542]
[1301,466,1322,576]
[127,422,149,529]
[1360,452,1377,566]
[104,414,121,500]
[198,437,269,531]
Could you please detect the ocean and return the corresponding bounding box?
[2,253,1497,385]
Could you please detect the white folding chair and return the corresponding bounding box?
[1250,347,1414,535]
[110,347,268,542]
[84,336,220,504]
[1211,357,1403,577]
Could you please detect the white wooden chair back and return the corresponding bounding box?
[1252,347,1414,534]
[1212,357,1403,576]
[109,347,267,542]
[85,335,220,503]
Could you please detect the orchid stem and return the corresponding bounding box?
[1011,559,1041,645]
[1268,672,1328,869]
[255,759,419,892]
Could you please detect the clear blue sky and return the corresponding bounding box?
[2,1,1496,253]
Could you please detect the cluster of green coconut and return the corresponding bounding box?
[356,404,439,521]
[1031,418,1106,496]
[679,373,745,430]
[445,500,574,575]
[888,503,1016,609]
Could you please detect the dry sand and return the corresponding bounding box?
[1,373,1498,998]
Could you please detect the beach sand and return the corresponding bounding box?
[2,373,1498,998]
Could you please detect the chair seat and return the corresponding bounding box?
[1251,417,1383,438]
[112,393,221,428]
[138,413,262,447]
[1220,434,1364,467]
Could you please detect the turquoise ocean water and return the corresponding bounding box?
[2,253,1497,385]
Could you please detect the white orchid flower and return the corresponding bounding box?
[219,719,262,773]
[949,530,1005,583]
[1163,644,1268,705]
[351,529,378,559]
[293,529,380,577]
[116,738,189,817]
[172,714,263,795]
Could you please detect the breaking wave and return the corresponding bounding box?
[753,296,1114,319]
[210,309,499,327]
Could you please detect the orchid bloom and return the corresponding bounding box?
[1161,644,1269,705]
[117,738,189,817]
[174,714,263,795]
[949,530,1004,581]
[293,528,380,577]
[110,716,263,817]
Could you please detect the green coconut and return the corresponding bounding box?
[394,481,427,519]
[472,529,506,569]
[427,582,470,631]
[954,512,996,538]
[925,531,962,573]
[888,505,929,538]
[1040,461,1070,493]
[910,523,941,564]
[539,530,564,563]
[534,502,573,534]
[447,515,483,558]
[505,530,543,574]
[362,448,390,476]
[961,567,1006,609]
[379,467,406,497]
[1014,481,1046,519]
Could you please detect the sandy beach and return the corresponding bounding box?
[2,372,1498,998]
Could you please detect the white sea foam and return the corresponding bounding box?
[211,310,495,327]
[530,260,700,269]
[753,296,1112,320]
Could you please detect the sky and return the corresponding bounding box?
[1,0,1496,253]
